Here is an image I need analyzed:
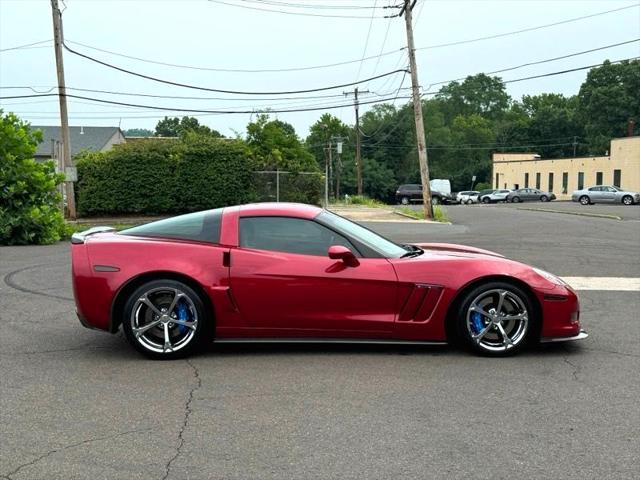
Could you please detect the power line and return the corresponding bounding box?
[415,4,640,51]
[355,0,379,82]
[234,0,388,10]
[426,39,640,88]
[0,92,413,115]
[62,41,408,95]
[56,4,639,74]
[207,0,398,18]
[0,39,51,52]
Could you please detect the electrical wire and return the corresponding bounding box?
[63,41,408,95]
[416,4,639,51]
[207,0,396,19]
[0,39,51,52]
[355,0,379,81]
[234,0,388,10]
[58,4,639,74]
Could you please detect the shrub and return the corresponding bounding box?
[0,112,66,245]
[76,135,256,216]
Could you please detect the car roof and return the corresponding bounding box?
[238,202,323,219]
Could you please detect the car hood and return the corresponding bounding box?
[413,243,504,258]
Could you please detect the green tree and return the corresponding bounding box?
[436,74,511,122]
[578,59,640,154]
[155,116,222,138]
[0,111,66,245]
[123,128,154,137]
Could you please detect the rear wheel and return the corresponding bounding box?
[432,196,440,205]
[622,195,633,205]
[579,195,590,205]
[456,282,535,356]
[122,279,209,359]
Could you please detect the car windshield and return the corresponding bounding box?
[316,211,407,258]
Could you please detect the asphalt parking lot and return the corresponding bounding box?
[1,206,639,479]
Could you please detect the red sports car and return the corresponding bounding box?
[71,203,587,359]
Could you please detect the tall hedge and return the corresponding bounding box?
[76,135,256,216]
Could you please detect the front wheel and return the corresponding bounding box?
[512,196,521,203]
[622,195,633,205]
[579,195,590,205]
[400,196,410,205]
[431,196,440,205]
[540,195,549,202]
[456,282,535,356]
[482,197,490,204]
[122,279,209,359]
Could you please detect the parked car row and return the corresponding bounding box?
[397,184,639,206]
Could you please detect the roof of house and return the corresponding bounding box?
[31,126,123,157]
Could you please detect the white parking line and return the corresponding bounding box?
[561,277,640,292]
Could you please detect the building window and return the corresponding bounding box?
[562,172,568,194]
[578,172,584,190]
[535,172,541,189]
[496,173,499,189]
[613,169,621,187]
[596,172,603,185]
[524,173,529,188]
[548,172,554,192]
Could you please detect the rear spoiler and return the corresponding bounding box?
[71,226,116,244]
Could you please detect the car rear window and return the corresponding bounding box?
[120,209,222,244]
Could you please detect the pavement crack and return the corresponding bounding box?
[3,428,151,479]
[161,359,202,480]
[3,264,73,302]
[561,349,580,381]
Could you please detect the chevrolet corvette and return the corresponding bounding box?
[71,203,587,359]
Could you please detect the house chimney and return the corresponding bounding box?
[628,119,636,137]
[80,126,84,135]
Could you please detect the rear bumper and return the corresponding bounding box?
[540,329,588,343]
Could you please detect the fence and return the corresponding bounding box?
[252,170,324,205]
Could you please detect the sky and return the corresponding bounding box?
[0,0,639,138]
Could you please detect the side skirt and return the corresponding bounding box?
[215,338,448,346]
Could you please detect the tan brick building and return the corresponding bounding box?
[492,136,640,200]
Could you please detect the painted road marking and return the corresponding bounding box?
[561,277,640,292]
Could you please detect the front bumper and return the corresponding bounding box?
[540,329,588,343]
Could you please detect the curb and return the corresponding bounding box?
[392,211,451,224]
[516,207,622,221]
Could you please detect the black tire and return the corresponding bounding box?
[579,195,590,205]
[455,281,537,357]
[482,196,491,204]
[122,279,210,359]
[540,195,549,202]
[512,196,521,203]
[432,196,440,205]
[401,196,410,205]
[622,195,633,206]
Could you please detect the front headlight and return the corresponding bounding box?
[533,267,567,286]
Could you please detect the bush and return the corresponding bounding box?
[0,112,66,245]
[76,135,256,216]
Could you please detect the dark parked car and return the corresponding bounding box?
[507,188,556,203]
[396,184,453,205]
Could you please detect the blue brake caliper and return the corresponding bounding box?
[176,301,188,335]
[471,311,484,334]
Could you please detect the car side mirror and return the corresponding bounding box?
[328,245,359,267]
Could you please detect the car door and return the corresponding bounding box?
[589,187,603,202]
[228,216,399,338]
[601,187,616,203]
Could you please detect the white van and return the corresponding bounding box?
[430,179,451,194]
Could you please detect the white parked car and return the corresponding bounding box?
[457,190,480,204]
[479,189,512,204]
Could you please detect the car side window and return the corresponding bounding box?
[239,216,358,257]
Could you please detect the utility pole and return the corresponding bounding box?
[572,135,578,157]
[400,0,433,219]
[335,140,343,201]
[51,0,76,220]
[323,138,332,208]
[344,88,369,196]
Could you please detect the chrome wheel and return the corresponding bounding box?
[466,288,529,353]
[401,196,410,205]
[579,195,590,205]
[130,286,199,354]
[622,195,633,205]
